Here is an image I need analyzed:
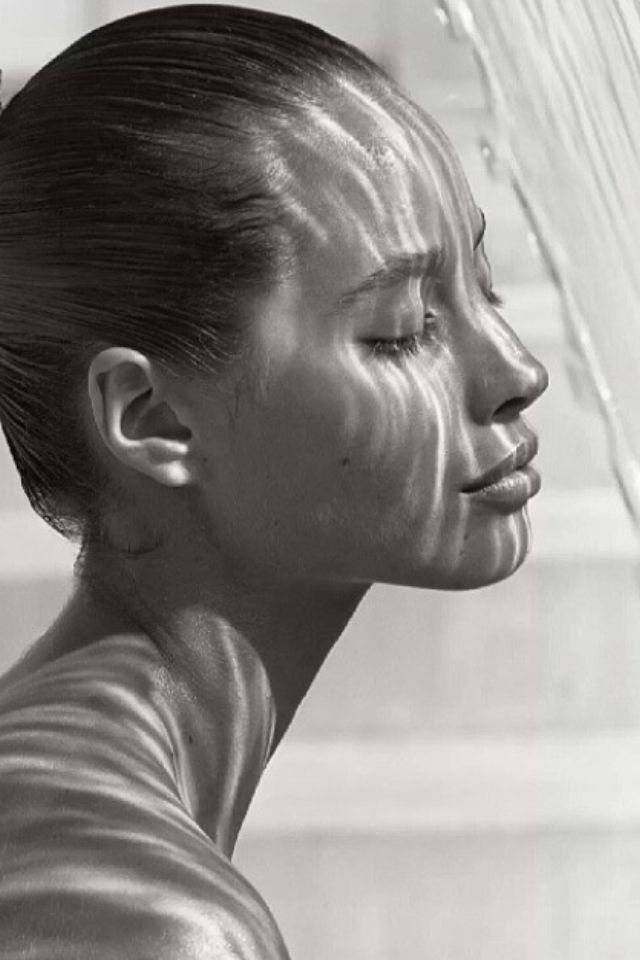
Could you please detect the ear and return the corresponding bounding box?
[87,348,195,487]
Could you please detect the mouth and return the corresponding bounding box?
[461,436,540,509]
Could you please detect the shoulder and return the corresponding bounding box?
[0,645,289,958]
[157,857,291,960]
[0,853,289,960]
[0,806,288,960]
[101,862,290,960]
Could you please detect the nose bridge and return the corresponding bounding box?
[464,309,548,424]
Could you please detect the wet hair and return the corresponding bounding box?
[0,4,396,541]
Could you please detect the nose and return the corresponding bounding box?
[465,312,549,425]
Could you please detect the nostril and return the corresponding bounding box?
[469,345,549,426]
[495,359,549,422]
[493,395,531,423]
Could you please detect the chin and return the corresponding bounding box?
[448,510,533,590]
[386,509,533,592]
[446,550,530,591]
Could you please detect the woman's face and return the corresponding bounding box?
[193,87,548,590]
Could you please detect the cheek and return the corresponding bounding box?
[210,356,483,581]
[334,363,480,571]
[345,362,464,488]
[268,358,468,525]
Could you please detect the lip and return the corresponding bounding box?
[462,436,540,506]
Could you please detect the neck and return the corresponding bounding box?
[70,540,367,855]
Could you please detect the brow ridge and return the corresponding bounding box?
[335,249,440,310]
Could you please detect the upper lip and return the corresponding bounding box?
[462,436,539,493]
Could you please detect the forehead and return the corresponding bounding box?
[276,82,476,277]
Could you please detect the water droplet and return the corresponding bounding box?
[479,137,497,175]
[434,3,451,29]
[527,229,541,256]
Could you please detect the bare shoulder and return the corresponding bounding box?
[0,663,289,958]
[1,809,290,960]
[128,859,290,960]
[155,854,292,960]
[1,826,289,960]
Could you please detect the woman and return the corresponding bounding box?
[0,5,548,958]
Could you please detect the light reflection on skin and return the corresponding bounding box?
[216,89,547,592]
[0,81,548,958]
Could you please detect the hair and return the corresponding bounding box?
[0,3,397,541]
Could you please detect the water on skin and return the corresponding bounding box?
[0,635,288,959]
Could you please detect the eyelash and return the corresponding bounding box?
[367,287,504,360]
[367,312,438,359]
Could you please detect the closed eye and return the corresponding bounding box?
[363,311,439,360]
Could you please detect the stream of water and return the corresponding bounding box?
[439,0,640,534]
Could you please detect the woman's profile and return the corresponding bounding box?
[0,5,548,957]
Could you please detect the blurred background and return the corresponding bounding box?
[2,2,640,957]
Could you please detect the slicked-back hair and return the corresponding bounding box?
[0,4,395,540]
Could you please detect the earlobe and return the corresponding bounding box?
[87,347,196,487]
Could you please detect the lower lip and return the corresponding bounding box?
[464,465,541,511]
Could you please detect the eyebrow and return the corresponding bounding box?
[334,249,441,311]
[333,211,487,313]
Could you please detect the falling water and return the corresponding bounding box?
[438,0,640,534]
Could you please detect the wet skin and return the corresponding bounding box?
[0,83,547,959]
[194,83,548,592]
